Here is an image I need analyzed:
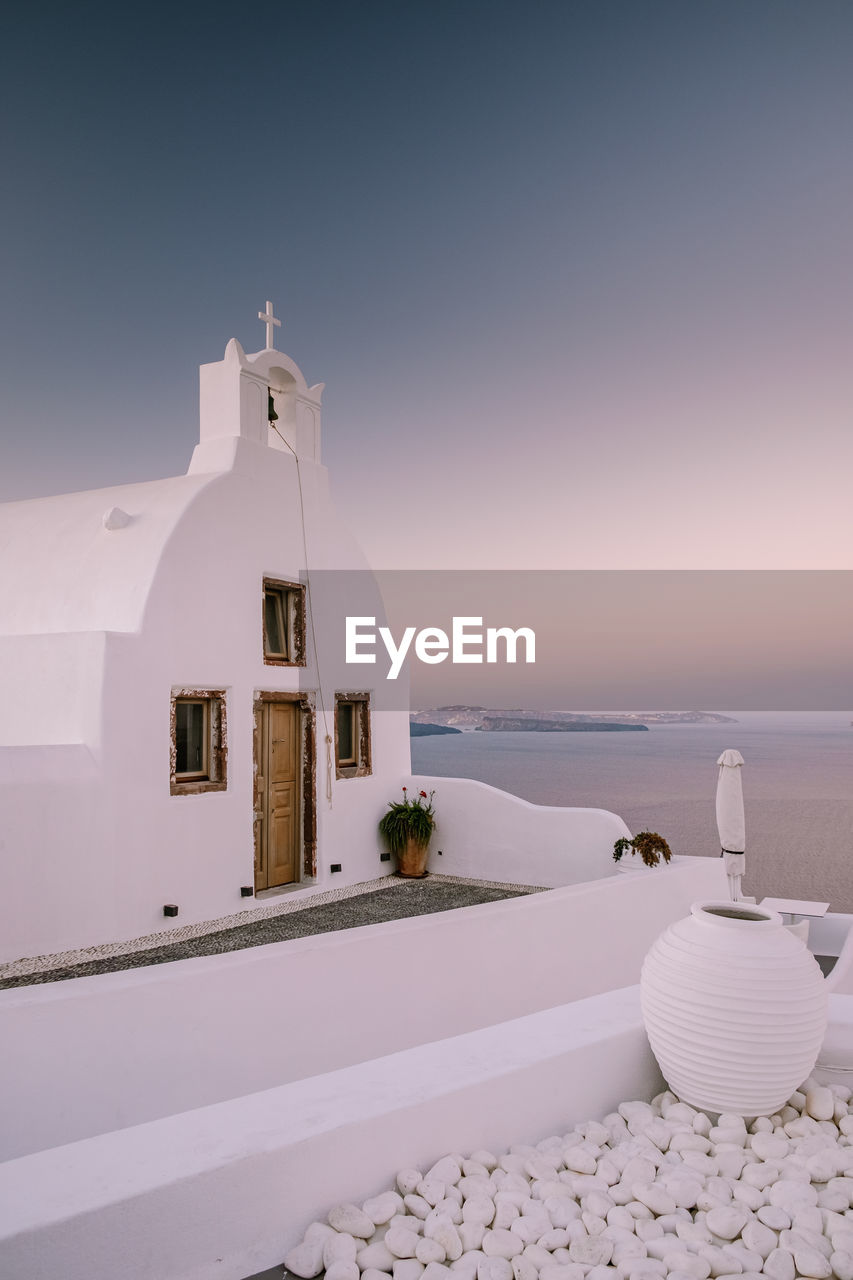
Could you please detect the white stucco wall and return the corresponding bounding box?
[0,986,664,1280]
[0,856,727,1160]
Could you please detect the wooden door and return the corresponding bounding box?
[254,702,300,890]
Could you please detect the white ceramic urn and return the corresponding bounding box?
[640,900,827,1116]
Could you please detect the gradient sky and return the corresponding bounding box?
[2,1,852,569]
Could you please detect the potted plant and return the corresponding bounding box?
[613,831,673,869]
[379,786,436,878]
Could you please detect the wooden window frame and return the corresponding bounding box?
[262,578,306,666]
[334,692,372,779]
[170,689,227,795]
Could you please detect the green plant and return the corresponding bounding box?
[613,831,673,868]
[379,786,436,853]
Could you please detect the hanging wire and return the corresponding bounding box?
[270,417,334,806]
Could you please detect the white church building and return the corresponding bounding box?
[0,307,630,967]
[0,308,420,964]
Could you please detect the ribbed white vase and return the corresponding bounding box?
[640,900,827,1116]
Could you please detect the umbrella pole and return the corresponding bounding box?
[722,850,746,903]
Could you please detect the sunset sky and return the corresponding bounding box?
[2,1,852,570]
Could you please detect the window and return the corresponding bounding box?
[170,690,227,794]
[335,692,371,778]
[263,579,306,665]
[176,699,208,778]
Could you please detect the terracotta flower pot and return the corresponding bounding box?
[640,900,827,1115]
[396,836,430,878]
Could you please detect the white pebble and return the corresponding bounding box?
[715,1151,747,1180]
[750,1134,789,1161]
[325,1235,360,1266]
[612,1238,648,1264]
[394,1262,425,1280]
[831,1250,853,1280]
[417,1239,448,1265]
[421,1264,451,1280]
[697,1245,740,1277]
[388,1216,424,1236]
[537,1228,570,1251]
[418,1181,447,1209]
[459,1224,486,1253]
[359,1243,397,1271]
[366,1194,406,1226]
[405,1197,433,1221]
[427,1158,462,1186]
[807,1151,840,1183]
[426,1220,463,1262]
[326,1265,360,1280]
[665,1254,711,1280]
[740,1221,776,1258]
[768,1180,818,1212]
[539,1267,584,1280]
[510,1259,537,1280]
[569,1236,614,1266]
[305,1222,338,1243]
[477,1259,512,1280]
[729,1183,762,1213]
[284,1240,326,1278]
[792,1245,832,1278]
[459,1177,496,1200]
[806,1089,836,1123]
[492,1204,518,1230]
[564,1148,597,1175]
[710,1128,746,1149]
[332,1205,387,1239]
[756,1206,789,1230]
[507,1217,545,1244]
[399,1171,425,1196]
[762,1248,795,1280]
[705,1206,749,1241]
[387,1229,422,1259]
[449,1258,480,1280]
[632,1184,677,1216]
[462,1197,495,1226]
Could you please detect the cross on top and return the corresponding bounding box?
[258,300,281,349]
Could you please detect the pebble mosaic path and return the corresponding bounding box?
[0,875,544,990]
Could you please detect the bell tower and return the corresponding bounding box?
[192,302,325,470]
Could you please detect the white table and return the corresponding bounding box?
[760,897,830,924]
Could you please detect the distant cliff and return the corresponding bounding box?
[478,717,648,733]
[410,722,463,737]
[410,705,736,730]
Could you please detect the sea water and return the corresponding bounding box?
[410,711,853,912]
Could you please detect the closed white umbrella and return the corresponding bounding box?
[716,749,746,900]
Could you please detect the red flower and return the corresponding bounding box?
[419,791,428,798]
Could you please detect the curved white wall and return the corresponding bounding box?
[412,773,632,885]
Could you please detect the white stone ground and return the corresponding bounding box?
[284,1079,853,1280]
